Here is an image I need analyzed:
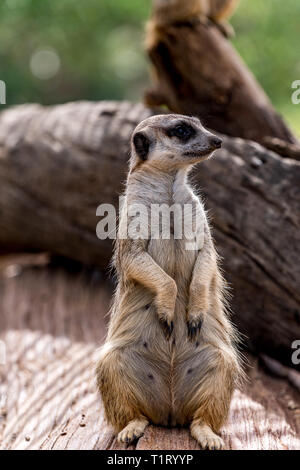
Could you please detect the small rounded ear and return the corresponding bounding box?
[133,132,151,161]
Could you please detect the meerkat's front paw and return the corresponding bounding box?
[186,313,203,341]
[159,315,174,340]
[191,423,224,450]
[156,304,175,340]
[117,418,148,444]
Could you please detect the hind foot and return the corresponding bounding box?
[190,423,224,450]
[117,417,149,444]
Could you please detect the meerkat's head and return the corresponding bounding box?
[131,114,222,171]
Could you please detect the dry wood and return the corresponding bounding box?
[145,3,298,148]
[0,262,299,450]
[263,137,300,162]
[260,355,300,393]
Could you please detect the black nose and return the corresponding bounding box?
[209,136,222,149]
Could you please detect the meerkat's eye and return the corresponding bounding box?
[167,123,196,142]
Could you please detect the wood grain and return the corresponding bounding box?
[0,260,299,450]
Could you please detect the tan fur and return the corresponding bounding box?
[210,0,240,22]
[96,114,242,450]
[146,0,240,49]
[150,0,210,26]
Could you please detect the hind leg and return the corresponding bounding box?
[118,416,149,444]
[189,360,230,451]
[98,357,148,445]
[97,345,169,437]
[184,346,240,450]
[96,349,144,433]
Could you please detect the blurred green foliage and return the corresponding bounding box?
[0,0,299,135]
[231,0,300,136]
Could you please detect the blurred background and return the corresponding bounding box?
[0,0,299,136]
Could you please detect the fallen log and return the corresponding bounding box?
[0,101,299,366]
[0,101,154,266]
[0,102,300,366]
[263,137,300,162]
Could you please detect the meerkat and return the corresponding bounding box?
[96,114,242,450]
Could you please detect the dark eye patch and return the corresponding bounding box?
[166,122,196,142]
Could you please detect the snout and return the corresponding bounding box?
[208,135,222,150]
[182,133,223,160]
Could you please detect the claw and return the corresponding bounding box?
[187,318,203,341]
[160,318,174,340]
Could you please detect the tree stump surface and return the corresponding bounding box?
[0,257,299,450]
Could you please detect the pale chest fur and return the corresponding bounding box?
[124,168,207,292]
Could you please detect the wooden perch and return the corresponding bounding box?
[0,101,299,367]
[145,2,298,147]
[0,264,299,450]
